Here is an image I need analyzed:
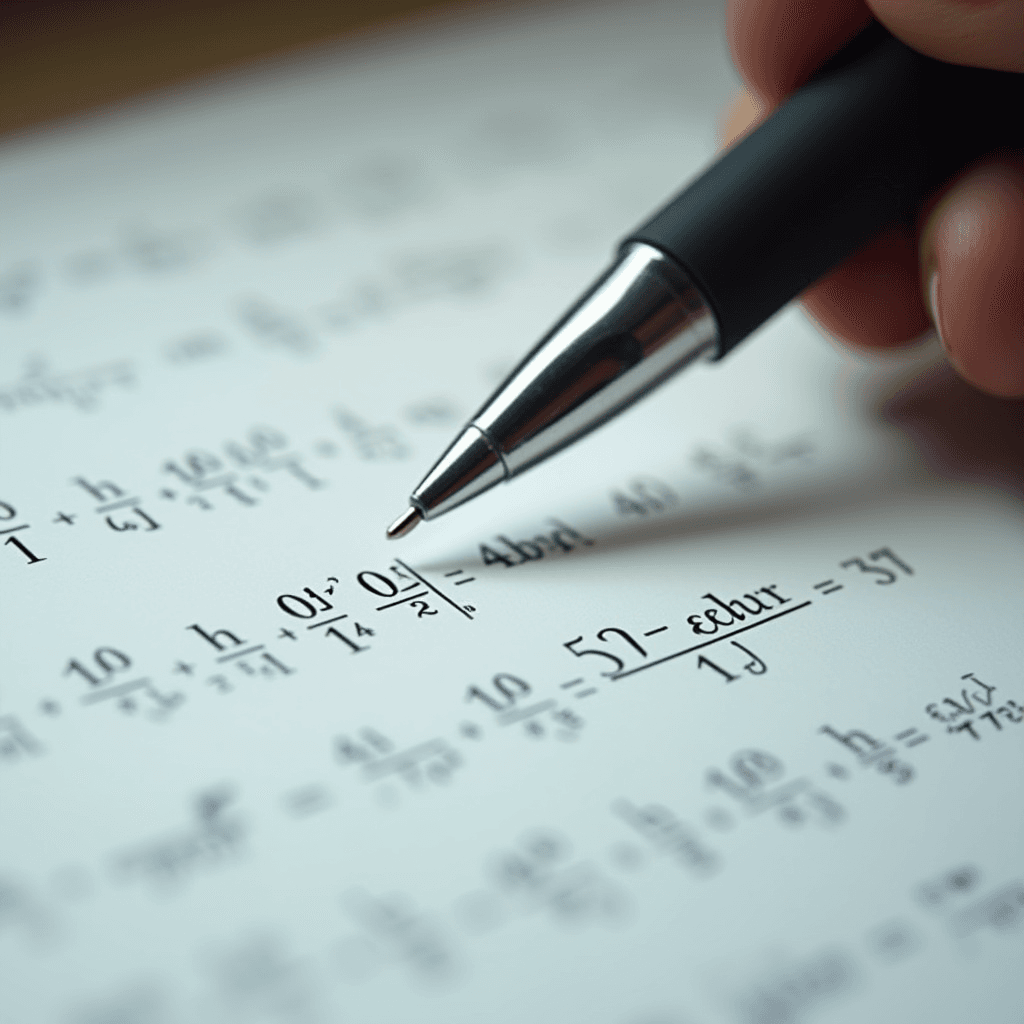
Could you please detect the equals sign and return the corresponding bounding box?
[444,569,476,586]
[561,678,597,699]
[814,579,843,595]
[895,727,929,748]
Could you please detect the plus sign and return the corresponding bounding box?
[172,661,195,675]
[160,489,177,500]
[53,512,76,525]
[39,699,62,715]
[278,628,297,641]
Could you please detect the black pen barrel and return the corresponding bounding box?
[625,21,1024,356]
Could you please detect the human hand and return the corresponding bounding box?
[723,0,1023,396]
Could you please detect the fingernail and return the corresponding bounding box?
[927,270,947,351]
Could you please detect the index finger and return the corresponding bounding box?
[727,0,872,105]
[729,0,1024,107]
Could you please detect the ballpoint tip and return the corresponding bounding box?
[386,506,423,540]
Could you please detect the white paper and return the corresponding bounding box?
[1,3,1021,1022]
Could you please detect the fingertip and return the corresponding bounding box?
[800,228,933,349]
[921,158,1024,397]
[719,89,764,150]
[727,0,872,103]
[867,0,1024,74]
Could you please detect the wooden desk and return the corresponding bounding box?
[0,0,480,138]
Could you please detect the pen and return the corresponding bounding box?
[386,20,1023,539]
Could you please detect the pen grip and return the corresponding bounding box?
[624,21,1024,356]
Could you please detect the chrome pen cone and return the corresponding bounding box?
[386,506,423,539]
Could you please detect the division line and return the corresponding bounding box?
[393,558,473,619]
[95,497,142,513]
[374,591,428,610]
[80,678,150,704]
[611,601,812,680]
[498,700,556,726]
[307,614,350,630]
[744,779,809,813]
[216,644,265,663]
[252,456,299,471]
[192,475,238,492]
[361,739,448,781]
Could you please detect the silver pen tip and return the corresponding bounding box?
[386,506,423,540]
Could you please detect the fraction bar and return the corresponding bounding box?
[80,678,150,704]
[306,614,350,630]
[95,497,142,513]
[216,644,265,662]
[361,739,448,781]
[611,601,813,680]
[0,524,30,535]
[498,699,556,726]
[191,475,238,492]
[744,779,809,814]
[375,591,428,610]
[858,745,898,766]
[251,456,299,471]
[393,558,473,619]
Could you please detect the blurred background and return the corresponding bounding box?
[0,0,488,137]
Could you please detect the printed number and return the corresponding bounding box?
[4,534,45,564]
[277,587,334,618]
[325,625,369,653]
[64,647,131,687]
[840,547,913,585]
[698,642,766,682]
[1,502,45,564]
[356,571,398,598]
[562,628,650,676]
[563,636,624,676]
[466,673,531,711]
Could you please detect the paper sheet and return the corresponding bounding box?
[2,3,1022,1022]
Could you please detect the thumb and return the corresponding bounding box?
[867,0,1024,72]
[920,158,1024,397]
